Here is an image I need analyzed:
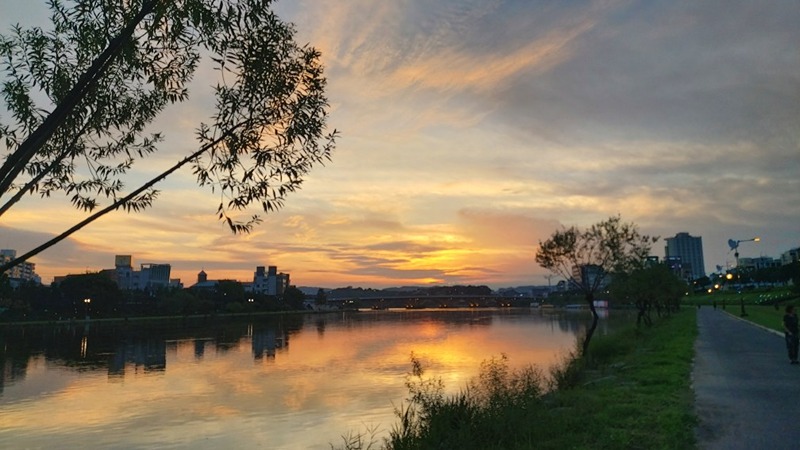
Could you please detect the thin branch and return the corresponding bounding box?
[0,0,158,198]
[0,107,101,217]
[0,121,244,274]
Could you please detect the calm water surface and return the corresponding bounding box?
[0,308,620,449]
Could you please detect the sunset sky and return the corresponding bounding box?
[1,0,799,288]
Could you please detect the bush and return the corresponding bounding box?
[387,353,546,450]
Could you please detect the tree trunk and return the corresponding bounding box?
[582,292,599,355]
[636,299,646,327]
[0,0,158,197]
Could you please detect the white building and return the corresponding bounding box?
[781,247,800,266]
[111,255,173,291]
[0,249,41,286]
[738,256,780,270]
[248,266,289,296]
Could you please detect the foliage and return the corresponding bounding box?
[214,279,246,304]
[56,272,122,317]
[535,215,657,353]
[315,288,327,305]
[535,216,657,293]
[0,280,317,322]
[610,264,687,326]
[375,311,697,450]
[0,0,336,273]
[282,285,306,310]
[786,261,800,293]
[388,353,546,450]
[157,288,209,316]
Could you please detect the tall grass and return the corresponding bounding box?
[334,309,698,450]
[388,353,548,450]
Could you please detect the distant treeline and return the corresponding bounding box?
[0,272,308,322]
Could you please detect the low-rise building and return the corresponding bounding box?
[781,247,800,265]
[248,265,289,296]
[108,255,175,291]
[0,249,41,287]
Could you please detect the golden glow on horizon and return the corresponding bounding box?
[2,0,796,289]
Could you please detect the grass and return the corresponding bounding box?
[532,310,697,450]
[683,286,797,333]
[683,286,797,310]
[336,309,698,450]
[730,304,793,333]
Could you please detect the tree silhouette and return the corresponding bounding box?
[535,215,657,354]
[0,0,336,274]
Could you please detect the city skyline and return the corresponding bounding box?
[9,237,799,290]
[1,1,799,288]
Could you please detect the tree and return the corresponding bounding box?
[314,288,327,306]
[282,285,305,310]
[214,279,245,307]
[55,271,122,317]
[535,215,657,354]
[610,264,686,327]
[0,0,336,274]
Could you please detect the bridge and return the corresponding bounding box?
[323,295,533,309]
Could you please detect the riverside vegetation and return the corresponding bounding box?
[335,308,697,450]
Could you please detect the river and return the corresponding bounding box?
[0,307,621,449]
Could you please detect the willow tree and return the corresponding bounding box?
[535,216,657,354]
[0,0,336,273]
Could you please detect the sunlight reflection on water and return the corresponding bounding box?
[0,308,619,449]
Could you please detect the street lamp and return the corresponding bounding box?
[728,237,761,267]
[83,298,91,320]
[728,237,760,317]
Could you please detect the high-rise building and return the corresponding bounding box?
[665,232,706,281]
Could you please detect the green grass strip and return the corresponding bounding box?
[735,305,792,333]
[373,309,698,450]
[531,310,697,450]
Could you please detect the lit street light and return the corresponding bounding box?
[84,298,91,320]
[727,237,760,317]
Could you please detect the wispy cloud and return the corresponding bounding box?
[2,0,798,287]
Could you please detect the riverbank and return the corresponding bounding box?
[339,308,697,449]
[0,308,325,328]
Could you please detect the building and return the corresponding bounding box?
[108,255,175,291]
[139,263,172,289]
[665,232,706,281]
[113,255,134,289]
[665,256,693,282]
[191,269,219,290]
[0,249,41,286]
[571,264,606,290]
[249,265,290,296]
[738,256,780,270]
[781,247,800,266]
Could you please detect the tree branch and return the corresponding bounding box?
[0,0,158,198]
[0,121,242,275]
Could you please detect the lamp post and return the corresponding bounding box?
[84,297,91,320]
[727,237,760,317]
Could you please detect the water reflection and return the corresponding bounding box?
[0,309,625,449]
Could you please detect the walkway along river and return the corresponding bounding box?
[693,307,800,450]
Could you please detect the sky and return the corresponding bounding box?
[1,0,798,289]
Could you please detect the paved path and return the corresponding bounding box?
[693,307,800,449]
